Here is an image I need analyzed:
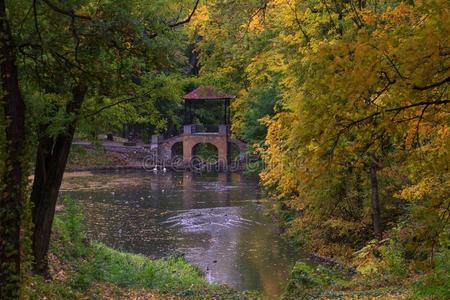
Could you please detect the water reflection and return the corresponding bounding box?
[61,171,302,297]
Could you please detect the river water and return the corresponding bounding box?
[61,171,301,297]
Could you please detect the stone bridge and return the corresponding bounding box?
[152,125,247,166]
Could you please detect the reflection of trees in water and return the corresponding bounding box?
[235,206,296,296]
[182,172,193,209]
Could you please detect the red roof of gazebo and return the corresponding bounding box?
[183,86,235,100]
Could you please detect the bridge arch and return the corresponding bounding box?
[159,136,183,160]
[183,135,227,164]
[192,142,219,163]
[156,134,247,166]
[171,141,183,157]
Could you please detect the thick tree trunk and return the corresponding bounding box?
[369,153,382,240]
[31,85,86,275]
[0,0,26,298]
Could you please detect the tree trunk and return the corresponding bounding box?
[369,153,382,240]
[31,85,86,275]
[0,0,26,297]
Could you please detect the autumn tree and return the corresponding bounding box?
[259,0,449,256]
[195,0,449,262]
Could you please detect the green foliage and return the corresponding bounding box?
[192,143,218,161]
[78,73,194,138]
[236,85,279,145]
[379,240,407,278]
[243,159,265,176]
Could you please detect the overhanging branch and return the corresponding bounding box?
[84,91,152,118]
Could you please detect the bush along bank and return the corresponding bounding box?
[280,227,449,299]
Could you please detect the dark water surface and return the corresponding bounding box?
[61,171,302,297]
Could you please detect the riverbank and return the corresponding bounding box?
[26,198,261,299]
[270,207,447,300]
[67,143,142,171]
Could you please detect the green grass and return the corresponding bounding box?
[73,243,206,291]
[25,276,84,300]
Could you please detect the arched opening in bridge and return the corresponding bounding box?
[171,142,183,158]
[192,143,218,163]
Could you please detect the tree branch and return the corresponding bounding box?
[84,92,152,118]
[169,0,200,27]
[413,75,450,91]
[346,100,450,128]
[41,0,91,20]
[147,0,200,39]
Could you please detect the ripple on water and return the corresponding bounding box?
[163,207,262,233]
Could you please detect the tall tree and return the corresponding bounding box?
[11,0,200,274]
[0,0,27,297]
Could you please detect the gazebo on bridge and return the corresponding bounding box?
[151,86,246,167]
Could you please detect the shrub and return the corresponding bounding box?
[379,240,407,278]
[413,249,450,299]
[283,262,343,299]
[51,196,87,260]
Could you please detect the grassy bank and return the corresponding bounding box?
[26,198,260,299]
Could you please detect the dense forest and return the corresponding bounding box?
[0,0,449,299]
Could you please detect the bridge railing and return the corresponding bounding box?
[195,125,219,133]
[183,124,228,135]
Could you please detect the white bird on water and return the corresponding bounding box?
[163,167,167,172]
[153,166,158,172]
